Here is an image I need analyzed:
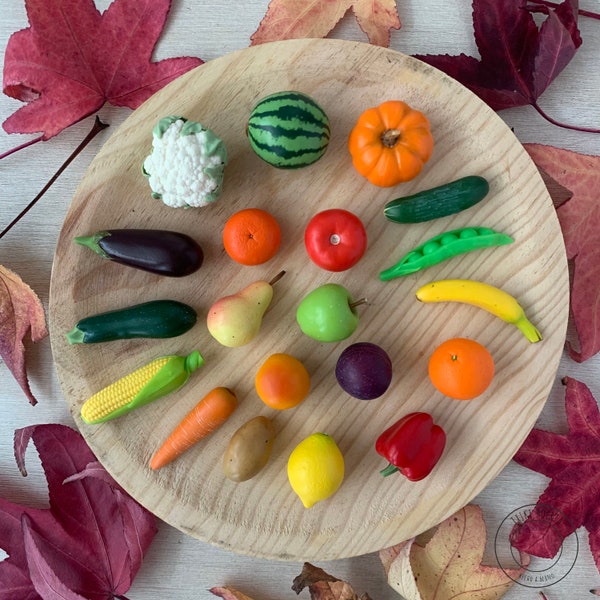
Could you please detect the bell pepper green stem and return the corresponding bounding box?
[380,463,399,477]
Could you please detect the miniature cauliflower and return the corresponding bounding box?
[143,116,228,208]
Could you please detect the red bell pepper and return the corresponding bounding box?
[375,412,446,481]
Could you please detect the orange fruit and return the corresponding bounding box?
[223,208,281,266]
[428,338,494,400]
[255,353,310,410]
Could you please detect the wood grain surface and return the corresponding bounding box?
[48,38,569,561]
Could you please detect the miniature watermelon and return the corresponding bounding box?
[247,91,330,169]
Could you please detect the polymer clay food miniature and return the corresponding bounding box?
[348,100,433,187]
[66,299,197,344]
[80,350,204,424]
[206,271,285,348]
[287,433,345,508]
[143,115,227,208]
[247,91,330,169]
[74,229,204,276]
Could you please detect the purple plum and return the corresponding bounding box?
[335,342,392,400]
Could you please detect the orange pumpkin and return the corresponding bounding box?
[348,100,434,187]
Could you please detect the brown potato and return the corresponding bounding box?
[222,416,276,482]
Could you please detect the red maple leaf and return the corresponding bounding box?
[2,0,202,140]
[511,377,600,573]
[413,0,593,131]
[524,143,600,362]
[0,424,157,599]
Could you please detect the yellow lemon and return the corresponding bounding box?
[287,433,345,508]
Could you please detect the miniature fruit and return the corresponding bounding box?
[287,433,345,508]
[247,91,330,169]
[416,279,542,343]
[428,338,495,400]
[348,100,433,187]
[304,209,367,272]
[335,342,392,400]
[222,416,276,482]
[296,283,362,342]
[207,272,284,347]
[255,353,310,410]
[223,208,281,266]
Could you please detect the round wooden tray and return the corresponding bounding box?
[49,38,569,561]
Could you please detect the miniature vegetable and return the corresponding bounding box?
[379,226,513,280]
[416,279,542,342]
[80,350,204,424]
[66,299,197,344]
[348,100,433,187]
[142,116,227,208]
[383,175,489,223]
[150,386,238,470]
[376,412,446,481]
[74,229,204,277]
[304,208,367,272]
[222,415,276,482]
[247,91,330,169]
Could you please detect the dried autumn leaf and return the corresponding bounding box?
[2,0,202,140]
[0,265,48,405]
[414,0,596,132]
[250,0,401,48]
[0,424,157,600]
[292,562,372,600]
[511,377,600,572]
[524,143,600,362]
[210,563,372,600]
[380,505,526,599]
[210,587,257,600]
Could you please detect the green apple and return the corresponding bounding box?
[296,283,360,342]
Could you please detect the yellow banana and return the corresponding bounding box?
[415,279,542,343]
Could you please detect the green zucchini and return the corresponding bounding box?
[66,299,197,344]
[383,175,490,223]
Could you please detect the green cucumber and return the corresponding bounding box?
[383,175,490,223]
[66,299,197,344]
[247,91,330,169]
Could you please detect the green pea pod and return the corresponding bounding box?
[379,226,514,281]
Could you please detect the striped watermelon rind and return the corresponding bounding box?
[247,91,330,169]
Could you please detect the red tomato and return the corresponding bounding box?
[304,209,367,272]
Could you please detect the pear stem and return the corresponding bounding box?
[268,270,286,286]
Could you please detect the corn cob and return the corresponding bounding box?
[80,350,204,424]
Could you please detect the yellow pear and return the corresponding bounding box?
[207,272,284,347]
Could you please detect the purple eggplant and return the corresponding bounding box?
[74,229,203,277]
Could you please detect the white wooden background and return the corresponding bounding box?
[1,1,599,598]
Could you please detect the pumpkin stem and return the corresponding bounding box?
[381,128,402,148]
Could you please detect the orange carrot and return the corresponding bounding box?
[150,386,237,470]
